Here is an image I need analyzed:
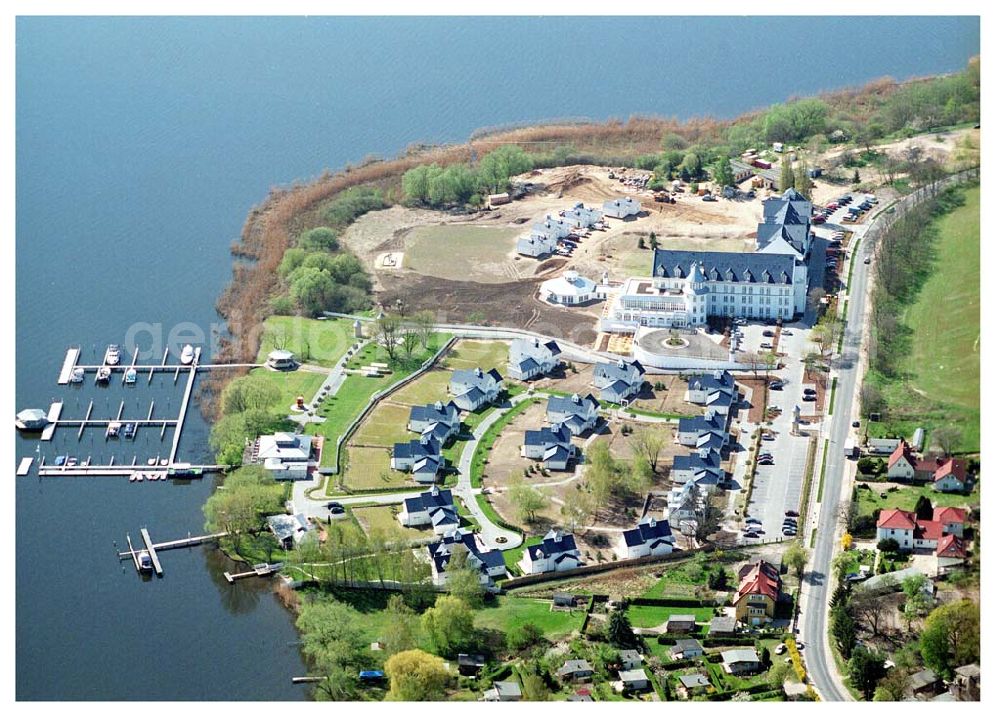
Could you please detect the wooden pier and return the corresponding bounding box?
[168,347,200,465]
[140,528,164,576]
[117,529,228,576]
[224,562,284,583]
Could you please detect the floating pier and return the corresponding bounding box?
[140,528,164,576]
[40,402,62,441]
[168,347,200,465]
[17,457,34,476]
[57,348,80,384]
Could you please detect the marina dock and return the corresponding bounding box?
[224,562,284,583]
[40,402,63,441]
[169,347,200,465]
[57,348,80,384]
[117,529,228,576]
[17,457,34,476]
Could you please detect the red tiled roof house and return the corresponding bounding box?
[734,560,781,626]
[876,507,968,552]
[886,441,918,480]
[932,458,969,493]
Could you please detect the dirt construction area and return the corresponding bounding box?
[337,164,765,339]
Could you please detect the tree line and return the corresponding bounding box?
[401,144,533,207]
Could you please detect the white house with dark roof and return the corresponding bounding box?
[449,367,503,412]
[267,513,314,550]
[561,202,603,228]
[539,270,601,306]
[603,196,642,219]
[546,393,600,435]
[407,400,460,437]
[508,337,562,381]
[593,358,645,403]
[427,528,507,586]
[685,370,735,405]
[671,447,724,487]
[758,188,814,259]
[522,424,576,470]
[398,486,459,533]
[519,529,582,575]
[516,233,557,258]
[532,215,576,240]
[618,515,675,560]
[390,436,442,483]
[677,408,728,446]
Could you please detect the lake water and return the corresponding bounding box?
[15,15,978,700]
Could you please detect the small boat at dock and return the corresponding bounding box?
[123,422,137,439]
[180,344,195,365]
[96,367,111,384]
[137,550,153,572]
[124,368,137,384]
[104,344,121,366]
[69,368,85,383]
[107,422,121,438]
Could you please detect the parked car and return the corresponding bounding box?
[327,501,345,514]
[743,531,759,539]
[803,387,816,395]
[746,517,762,525]
[763,329,774,337]
[796,641,805,651]
[802,394,815,402]
[782,329,792,336]
[783,529,797,537]
[785,510,799,517]
[759,454,774,461]
[758,457,775,466]
[783,520,798,529]
[864,257,872,264]
[769,381,783,390]
[852,420,860,428]
[775,643,787,655]
[760,342,772,349]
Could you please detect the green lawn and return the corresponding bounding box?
[441,340,509,372]
[352,505,432,541]
[855,484,979,518]
[867,185,980,453]
[388,370,452,406]
[248,367,326,415]
[255,316,355,366]
[625,604,715,628]
[474,596,584,639]
[350,402,412,447]
[340,445,416,491]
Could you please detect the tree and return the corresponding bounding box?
[712,157,736,188]
[901,574,933,630]
[560,485,596,533]
[783,542,808,578]
[508,476,548,523]
[830,603,857,658]
[209,409,289,465]
[920,600,980,677]
[296,600,368,676]
[851,587,892,638]
[876,538,900,554]
[220,374,281,415]
[793,164,813,200]
[629,427,666,474]
[841,533,853,551]
[298,226,339,252]
[832,551,854,582]
[477,145,533,193]
[605,608,637,648]
[932,425,962,456]
[446,545,485,608]
[508,622,544,653]
[289,266,337,316]
[914,495,933,520]
[779,160,795,192]
[767,660,792,689]
[384,649,449,701]
[860,382,885,417]
[421,595,474,657]
[707,565,728,590]
[411,310,435,348]
[852,168,862,184]
[849,645,887,700]
[648,231,659,250]
[521,671,550,700]
[873,668,910,701]
[373,313,402,363]
[681,151,701,178]
[380,595,418,656]
[203,465,284,548]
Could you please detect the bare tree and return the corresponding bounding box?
[373,314,402,363]
[411,310,436,348]
[739,351,773,378]
[400,327,420,361]
[851,587,892,638]
[932,425,962,457]
[860,382,885,417]
[629,427,666,473]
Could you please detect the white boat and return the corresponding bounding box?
[69,368,85,383]
[124,368,137,384]
[107,421,121,438]
[137,551,153,572]
[96,367,111,383]
[180,344,195,365]
[105,344,121,366]
[15,409,48,431]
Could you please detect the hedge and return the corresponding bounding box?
[708,686,784,701]
[629,597,718,608]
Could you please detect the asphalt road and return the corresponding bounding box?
[800,216,874,701]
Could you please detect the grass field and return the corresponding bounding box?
[442,340,509,372]
[350,402,412,447]
[255,316,355,366]
[352,505,432,541]
[855,483,979,518]
[625,604,715,628]
[867,185,980,453]
[387,369,452,406]
[340,445,416,491]
[405,225,522,283]
[247,367,326,415]
[474,596,584,639]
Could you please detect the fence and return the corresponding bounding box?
[327,336,458,478]
[501,547,698,590]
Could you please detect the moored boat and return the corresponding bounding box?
[123,422,136,439]
[107,421,121,438]
[69,368,85,383]
[104,344,121,366]
[137,551,153,572]
[180,344,195,365]
[96,367,111,384]
[124,368,137,384]
[15,408,48,431]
